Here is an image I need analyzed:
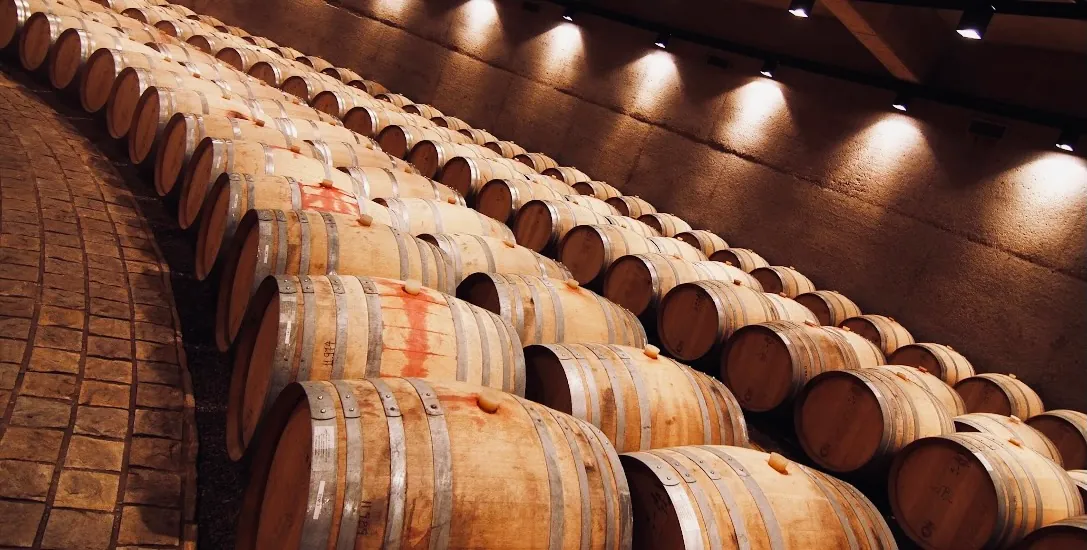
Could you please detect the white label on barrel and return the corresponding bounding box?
[312,425,334,470]
[313,480,326,519]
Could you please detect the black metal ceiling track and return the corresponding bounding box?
[542,1,1086,132]
[852,0,1087,20]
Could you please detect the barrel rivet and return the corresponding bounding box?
[320,408,327,413]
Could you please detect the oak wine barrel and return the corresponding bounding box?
[514,151,558,173]
[675,230,729,257]
[889,432,1084,550]
[402,102,442,119]
[564,194,620,216]
[20,10,118,71]
[1,0,99,49]
[49,26,149,89]
[407,140,502,179]
[440,155,539,201]
[888,342,976,386]
[458,128,497,146]
[431,114,471,131]
[295,54,332,72]
[484,139,527,158]
[954,372,1044,418]
[840,314,915,356]
[512,198,615,255]
[215,208,453,351]
[310,83,384,118]
[525,343,748,453]
[751,265,817,298]
[458,272,647,347]
[375,91,412,107]
[954,413,1063,465]
[795,365,956,473]
[544,165,591,186]
[605,195,656,218]
[1017,516,1087,550]
[764,293,819,325]
[622,445,896,550]
[474,177,572,226]
[878,364,966,415]
[655,281,778,363]
[237,378,630,549]
[795,290,861,327]
[419,233,570,287]
[343,105,430,139]
[376,123,472,159]
[709,247,770,272]
[342,166,461,205]
[78,46,164,112]
[602,253,762,320]
[280,71,345,103]
[228,277,526,459]
[1027,410,1087,471]
[722,320,886,412]
[638,212,692,238]
[573,179,621,200]
[558,224,706,288]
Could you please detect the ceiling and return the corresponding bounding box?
[576,0,1087,119]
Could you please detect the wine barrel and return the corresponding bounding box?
[889,432,1084,550]
[709,247,770,272]
[179,138,361,229]
[1,0,91,49]
[300,140,414,173]
[458,127,497,146]
[377,124,472,159]
[795,365,956,473]
[154,17,211,40]
[247,56,308,87]
[544,165,591,186]
[558,224,705,288]
[219,25,250,38]
[310,83,384,118]
[515,151,558,173]
[20,10,116,71]
[751,265,817,298]
[401,102,442,119]
[512,199,614,254]
[420,233,570,287]
[602,253,762,320]
[375,91,412,107]
[321,65,364,86]
[186,31,244,55]
[440,155,538,201]
[228,277,526,459]
[1017,516,1087,549]
[1027,410,1087,470]
[766,293,819,327]
[49,26,146,89]
[954,372,1044,418]
[215,44,275,72]
[431,114,471,131]
[119,4,176,24]
[474,177,572,226]
[888,343,975,386]
[295,54,332,72]
[195,173,394,280]
[376,197,515,241]
[240,35,276,49]
[106,66,193,138]
[954,413,1063,465]
[190,14,228,29]
[407,140,502,179]
[722,321,886,411]
[622,445,896,550]
[95,0,160,11]
[237,378,630,549]
[526,343,749,452]
[280,72,345,103]
[147,42,222,67]
[343,105,428,138]
[342,166,461,205]
[215,208,453,351]
[563,194,619,216]
[268,45,303,60]
[638,212,692,238]
[675,230,729,257]
[879,364,966,415]
[573,180,621,200]
[78,47,163,112]
[840,314,915,356]
[795,290,861,327]
[656,281,777,363]
[458,273,647,347]
[484,139,527,158]
[606,195,656,218]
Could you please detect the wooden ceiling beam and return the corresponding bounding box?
[821,0,949,83]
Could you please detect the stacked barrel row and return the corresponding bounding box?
[9,1,1083,549]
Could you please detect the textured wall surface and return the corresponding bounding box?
[182,0,1087,410]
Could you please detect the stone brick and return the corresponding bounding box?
[134,408,183,440]
[0,295,35,317]
[124,468,181,507]
[85,356,133,384]
[0,233,40,251]
[89,316,130,339]
[0,278,38,298]
[137,361,180,386]
[133,304,173,327]
[41,508,115,550]
[90,297,129,319]
[34,325,83,351]
[0,459,54,500]
[87,335,132,360]
[86,253,123,272]
[53,470,121,511]
[44,244,83,263]
[129,437,180,471]
[74,405,130,439]
[0,246,38,267]
[135,341,175,364]
[79,379,131,409]
[28,346,81,374]
[0,336,26,363]
[0,426,64,462]
[42,287,85,309]
[0,315,30,339]
[44,257,83,275]
[0,500,45,547]
[10,395,71,428]
[0,261,39,282]
[21,371,77,401]
[90,281,129,304]
[118,505,180,546]
[134,321,174,344]
[0,362,16,388]
[42,272,85,293]
[65,435,125,471]
[135,383,182,410]
[39,304,86,329]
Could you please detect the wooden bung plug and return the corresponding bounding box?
[356,214,373,227]
[768,453,790,475]
[1009,415,1022,424]
[803,320,818,327]
[477,390,501,414]
[1008,373,1018,379]
[1008,438,1023,448]
[446,195,458,204]
[403,279,422,295]
[565,279,579,290]
[290,145,301,153]
[503,239,516,249]
[643,345,660,360]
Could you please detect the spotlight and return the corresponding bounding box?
[956,4,994,40]
[788,0,815,17]
[760,59,778,78]
[654,31,670,49]
[562,6,575,22]
[892,92,911,112]
[1056,127,1080,152]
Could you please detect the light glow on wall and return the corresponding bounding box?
[372,0,410,19]
[628,49,679,115]
[1012,151,1087,207]
[716,78,788,152]
[455,0,502,51]
[828,114,930,184]
[525,22,584,85]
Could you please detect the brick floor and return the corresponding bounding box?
[0,71,197,548]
